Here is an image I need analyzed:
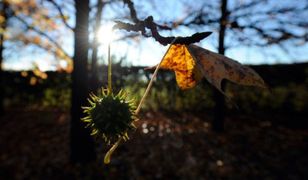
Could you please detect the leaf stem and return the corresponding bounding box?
[104,38,178,164]
[108,43,112,92]
[135,38,178,114]
[104,138,121,164]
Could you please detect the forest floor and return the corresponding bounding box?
[0,109,307,180]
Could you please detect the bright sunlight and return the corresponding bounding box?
[97,23,117,44]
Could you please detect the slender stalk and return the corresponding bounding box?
[103,38,178,164]
[135,40,175,114]
[108,43,112,92]
[104,138,121,164]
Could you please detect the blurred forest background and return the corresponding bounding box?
[0,0,307,179]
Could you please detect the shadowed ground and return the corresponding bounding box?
[0,109,307,179]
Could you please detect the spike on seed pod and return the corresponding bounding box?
[81,88,137,145]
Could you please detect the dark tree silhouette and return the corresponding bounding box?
[70,0,96,163]
[0,0,92,161]
[212,0,228,132]
[0,1,8,115]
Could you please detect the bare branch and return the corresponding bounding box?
[114,17,212,46]
[115,0,212,45]
[178,0,307,48]
[13,14,71,59]
[123,0,138,23]
[231,0,268,12]
[122,0,171,31]
[45,0,74,31]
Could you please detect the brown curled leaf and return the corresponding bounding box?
[187,44,267,94]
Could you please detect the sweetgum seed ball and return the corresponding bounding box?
[82,89,136,144]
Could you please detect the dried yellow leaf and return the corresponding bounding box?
[159,44,201,89]
[155,43,266,95]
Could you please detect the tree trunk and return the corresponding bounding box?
[70,0,96,163]
[90,0,104,91]
[212,0,228,132]
[0,1,8,115]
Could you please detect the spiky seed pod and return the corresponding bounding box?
[82,88,137,145]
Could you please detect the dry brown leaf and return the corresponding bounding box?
[152,43,266,94]
[187,44,267,94]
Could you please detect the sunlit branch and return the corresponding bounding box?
[17,35,68,61]
[13,14,71,59]
[45,0,74,31]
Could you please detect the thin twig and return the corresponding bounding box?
[107,43,112,92]
[115,0,212,45]
[13,15,71,59]
[135,37,178,114]
[114,19,212,45]
[104,38,178,164]
[45,0,74,30]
